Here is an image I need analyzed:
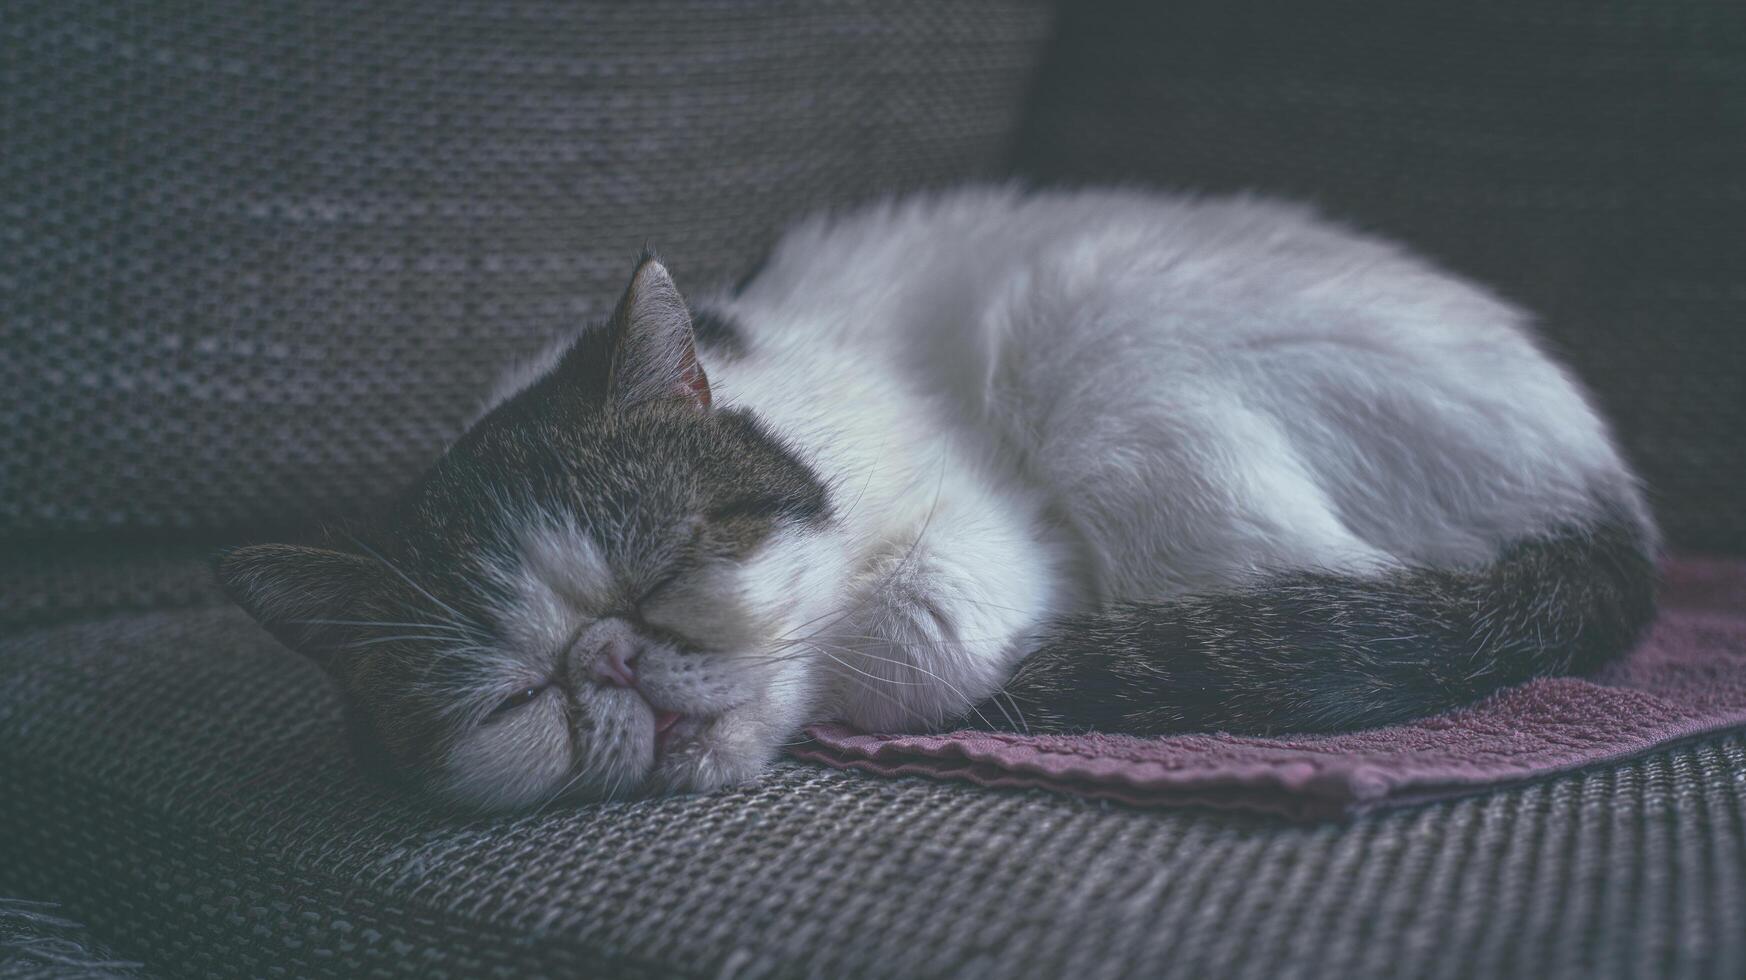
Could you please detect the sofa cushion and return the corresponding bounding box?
[2,592,1744,978]
[0,544,225,633]
[0,0,1052,541]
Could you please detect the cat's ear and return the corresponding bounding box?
[605,252,711,411]
[217,544,386,674]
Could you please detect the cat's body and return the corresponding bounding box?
[221,187,1655,810]
[694,187,1653,729]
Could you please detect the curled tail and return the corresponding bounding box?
[980,508,1658,735]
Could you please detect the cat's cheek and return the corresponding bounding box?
[436,711,574,811]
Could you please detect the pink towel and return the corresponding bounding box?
[790,557,1746,819]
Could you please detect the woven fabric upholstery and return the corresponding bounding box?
[1016,0,1746,555]
[0,0,1052,541]
[3,598,1744,979]
[0,545,225,633]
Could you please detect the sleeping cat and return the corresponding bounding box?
[220,187,1656,810]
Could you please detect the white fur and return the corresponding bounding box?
[701,185,1635,728]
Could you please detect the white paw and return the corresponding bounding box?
[825,556,1015,732]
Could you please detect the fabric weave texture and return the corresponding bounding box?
[0,0,1053,541]
[2,595,1744,978]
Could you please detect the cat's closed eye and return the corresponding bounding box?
[485,686,548,723]
[632,569,688,619]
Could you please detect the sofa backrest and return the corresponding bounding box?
[1,1,1052,543]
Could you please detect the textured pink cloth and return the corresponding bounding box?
[790,557,1746,819]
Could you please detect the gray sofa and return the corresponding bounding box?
[4,2,1743,977]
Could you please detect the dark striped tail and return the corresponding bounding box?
[978,508,1658,735]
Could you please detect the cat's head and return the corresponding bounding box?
[219,255,850,809]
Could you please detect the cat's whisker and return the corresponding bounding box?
[781,636,934,687]
[339,634,479,650]
[802,629,1016,652]
[766,463,952,652]
[344,534,487,635]
[830,645,1014,731]
[833,436,889,524]
[808,649,931,727]
[759,632,1029,732]
[536,762,591,815]
[412,606,493,645]
[801,639,1003,731]
[883,459,949,579]
[291,618,475,634]
[764,619,1018,669]
[602,760,632,804]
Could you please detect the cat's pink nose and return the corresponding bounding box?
[592,640,639,689]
